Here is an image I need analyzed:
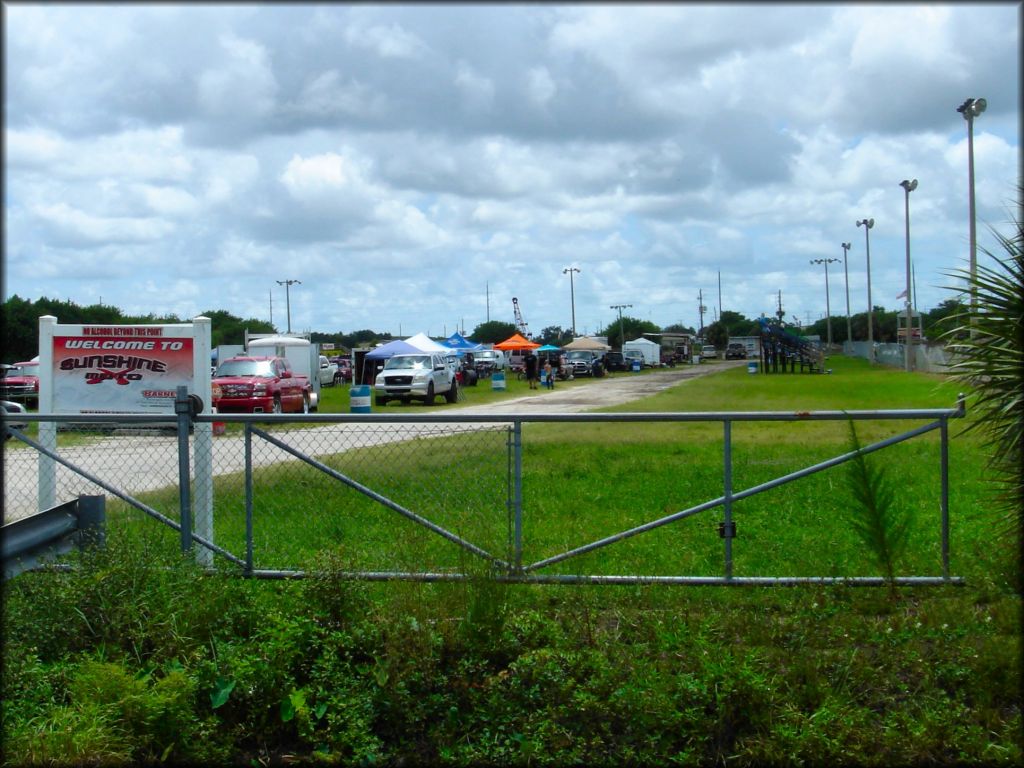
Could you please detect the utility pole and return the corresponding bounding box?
[717,270,723,320]
[563,267,581,337]
[697,290,707,338]
[611,304,632,349]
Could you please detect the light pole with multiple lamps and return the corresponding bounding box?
[810,258,840,349]
[956,96,986,332]
[276,279,301,334]
[856,218,875,362]
[899,179,918,372]
[563,267,580,338]
[841,241,852,346]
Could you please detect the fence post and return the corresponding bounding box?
[512,420,523,573]
[941,415,950,580]
[722,419,734,580]
[245,423,254,575]
[175,386,192,554]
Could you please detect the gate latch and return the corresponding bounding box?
[718,521,737,539]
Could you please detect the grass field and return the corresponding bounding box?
[3,355,1020,766]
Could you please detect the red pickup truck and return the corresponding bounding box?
[211,356,312,414]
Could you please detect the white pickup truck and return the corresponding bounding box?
[374,352,459,406]
[317,355,339,387]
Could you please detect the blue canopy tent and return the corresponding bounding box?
[535,344,561,353]
[361,339,422,384]
[441,332,483,355]
[365,339,421,359]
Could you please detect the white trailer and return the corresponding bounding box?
[245,334,321,410]
[622,337,660,368]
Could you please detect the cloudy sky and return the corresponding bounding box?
[4,3,1020,340]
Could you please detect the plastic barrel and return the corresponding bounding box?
[631,360,641,372]
[747,361,758,374]
[350,385,371,413]
[491,371,506,391]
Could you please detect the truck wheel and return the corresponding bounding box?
[445,380,458,403]
[272,396,282,414]
[302,394,310,413]
[375,396,388,407]
[423,382,435,405]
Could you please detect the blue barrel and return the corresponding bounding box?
[350,384,371,413]
[491,371,506,391]
[747,361,759,374]
[631,360,641,372]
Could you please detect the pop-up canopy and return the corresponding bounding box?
[405,332,450,353]
[564,336,610,351]
[494,333,540,351]
[365,339,421,360]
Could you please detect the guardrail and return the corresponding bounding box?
[3,495,105,579]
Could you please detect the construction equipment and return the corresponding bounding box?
[512,297,530,338]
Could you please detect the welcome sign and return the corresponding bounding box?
[39,317,211,415]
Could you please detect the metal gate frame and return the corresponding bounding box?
[3,396,966,586]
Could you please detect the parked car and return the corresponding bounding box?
[374,352,458,406]
[318,355,339,387]
[566,350,599,377]
[725,342,747,360]
[623,349,646,369]
[701,344,718,360]
[604,351,627,372]
[332,357,353,383]
[212,356,313,414]
[0,360,40,406]
[2,400,28,440]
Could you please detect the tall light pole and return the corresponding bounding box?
[956,97,986,332]
[856,218,875,362]
[610,303,632,349]
[840,242,853,346]
[276,279,301,334]
[810,258,840,349]
[900,179,918,372]
[563,267,580,337]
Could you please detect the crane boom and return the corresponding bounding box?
[512,297,530,338]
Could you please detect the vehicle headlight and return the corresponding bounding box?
[253,384,267,396]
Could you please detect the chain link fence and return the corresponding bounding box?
[3,401,965,585]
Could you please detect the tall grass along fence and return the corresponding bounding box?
[3,392,966,587]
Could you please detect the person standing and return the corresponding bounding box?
[543,358,554,389]
[525,350,538,389]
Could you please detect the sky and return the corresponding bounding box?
[4,3,1021,341]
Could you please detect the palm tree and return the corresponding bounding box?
[941,190,1023,584]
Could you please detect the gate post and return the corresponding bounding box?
[175,386,193,554]
[722,419,735,580]
[512,421,523,573]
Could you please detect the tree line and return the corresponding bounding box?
[3,294,966,364]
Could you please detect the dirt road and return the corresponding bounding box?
[457,360,743,414]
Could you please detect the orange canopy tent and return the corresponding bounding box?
[493,333,540,351]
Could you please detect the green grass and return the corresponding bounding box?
[3,356,1019,767]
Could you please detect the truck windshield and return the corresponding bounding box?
[384,355,431,370]
[217,360,275,378]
